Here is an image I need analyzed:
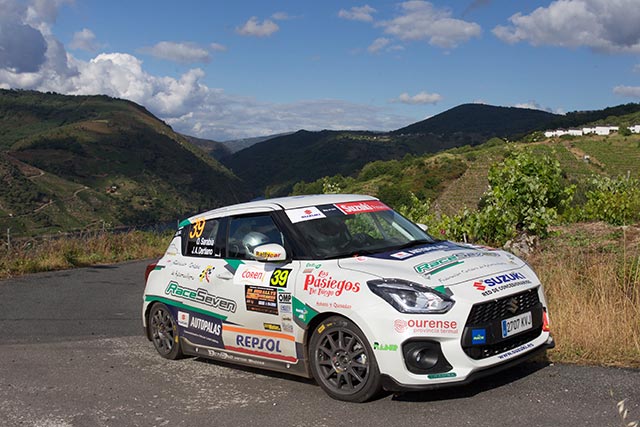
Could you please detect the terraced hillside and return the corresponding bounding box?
[0,90,246,236]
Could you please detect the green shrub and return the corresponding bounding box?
[580,175,640,225]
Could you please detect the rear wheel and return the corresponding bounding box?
[309,316,382,402]
[148,302,184,360]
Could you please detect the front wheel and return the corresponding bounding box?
[309,316,382,402]
[148,302,184,360]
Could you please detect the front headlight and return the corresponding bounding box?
[367,279,454,314]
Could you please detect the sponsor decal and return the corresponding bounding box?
[414,252,483,278]
[303,271,361,297]
[471,328,487,345]
[245,285,278,315]
[282,323,294,333]
[371,241,462,261]
[393,318,459,335]
[317,204,344,217]
[171,270,196,281]
[223,325,297,362]
[427,372,457,379]
[292,296,319,325]
[278,292,292,304]
[280,304,292,314]
[206,348,267,366]
[373,342,398,351]
[263,323,282,332]
[165,281,237,312]
[270,268,292,287]
[473,272,531,296]
[315,301,352,310]
[234,265,268,286]
[303,263,322,274]
[497,342,535,360]
[177,311,190,327]
[390,251,412,259]
[189,218,206,239]
[335,200,390,215]
[199,265,214,283]
[286,207,326,223]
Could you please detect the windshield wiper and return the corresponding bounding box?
[391,239,434,251]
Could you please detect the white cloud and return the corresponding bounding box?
[139,41,211,63]
[392,91,442,105]
[493,0,640,54]
[210,42,226,52]
[613,85,640,98]
[377,1,481,49]
[69,28,100,52]
[0,0,415,140]
[271,12,294,20]
[338,5,377,22]
[368,38,390,53]
[236,17,279,37]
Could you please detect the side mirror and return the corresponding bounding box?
[251,243,287,262]
[417,223,428,232]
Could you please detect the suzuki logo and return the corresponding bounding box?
[507,298,519,314]
[473,281,486,291]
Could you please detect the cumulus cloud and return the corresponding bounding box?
[338,5,377,22]
[0,0,415,140]
[69,28,100,52]
[392,91,443,105]
[236,17,279,37]
[377,1,481,49]
[139,41,211,63]
[613,85,640,98]
[368,37,390,53]
[493,0,640,53]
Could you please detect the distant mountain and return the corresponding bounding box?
[222,132,296,154]
[183,135,232,160]
[221,104,564,197]
[0,89,247,236]
[393,103,560,137]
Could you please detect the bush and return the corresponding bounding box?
[580,175,640,225]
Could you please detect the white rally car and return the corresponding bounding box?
[142,194,554,402]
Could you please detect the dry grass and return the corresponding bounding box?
[0,230,171,280]
[527,222,640,368]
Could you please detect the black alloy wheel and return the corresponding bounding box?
[149,302,184,360]
[309,316,382,402]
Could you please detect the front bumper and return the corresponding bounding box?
[380,335,555,392]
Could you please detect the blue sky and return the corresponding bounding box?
[1,0,640,141]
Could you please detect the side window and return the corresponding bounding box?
[227,214,284,260]
[182,217,221,258]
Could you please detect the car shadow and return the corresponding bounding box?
[390,359,551,402]
[192,354,551,402]
[194,356,317,386]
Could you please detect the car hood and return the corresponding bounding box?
[337,241,526,289]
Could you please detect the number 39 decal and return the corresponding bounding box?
[270,268,292,287]
[189,218,206,239]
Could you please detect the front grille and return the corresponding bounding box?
[462,288,544,360]
[466,288,540,325]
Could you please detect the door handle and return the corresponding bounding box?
[216,271,234,280]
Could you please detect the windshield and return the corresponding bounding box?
[286,201,436,259]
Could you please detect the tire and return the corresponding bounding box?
[148,302,184,360]
[309,316,382,402]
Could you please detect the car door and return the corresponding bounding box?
[219,213,300,364]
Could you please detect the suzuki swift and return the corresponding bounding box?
[142,194,554,402]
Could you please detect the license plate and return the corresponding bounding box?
[501,312,532,338]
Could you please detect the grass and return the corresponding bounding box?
[1,224,639,369]
[527,222,640,368]
[0,230,171,279]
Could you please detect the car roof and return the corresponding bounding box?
[185,194,379,222]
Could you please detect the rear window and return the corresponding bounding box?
[182,218,221,257]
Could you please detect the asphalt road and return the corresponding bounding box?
[1,261,638,427]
